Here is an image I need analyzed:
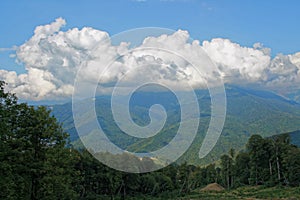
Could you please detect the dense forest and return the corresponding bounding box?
[1,80,300,200]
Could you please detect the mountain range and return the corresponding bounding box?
[49,85,300,165]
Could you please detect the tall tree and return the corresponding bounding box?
[220,154,233,189]
[0,81,78,199]
[234,151,250,186]
[283,146,300,186]
[0,81,20,199]
[247,134,270,185]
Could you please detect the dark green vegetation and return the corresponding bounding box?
[184,186,300,200]
[1,80,300,199]
[51,85,300,165]
[0,81,76,199]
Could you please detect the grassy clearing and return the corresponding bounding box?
[181,186,300,200]
[105,186,300,200]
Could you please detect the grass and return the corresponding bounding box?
[182,186,300,200]
[99,186,300,200]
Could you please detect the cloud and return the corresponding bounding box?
[2,18,119,100]
[202,39,300,91]
[1,18,300,100]
[202,38,271,82]
[264,53,300,90]
[0,46,17,52]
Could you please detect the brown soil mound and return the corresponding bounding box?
[200,183,225,191]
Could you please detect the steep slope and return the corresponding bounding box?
[272,130,300,147]
[289,130,300,147]
[50,85,300,165]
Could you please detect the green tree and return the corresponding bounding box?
[247,135,270,185]
[0,81,20,199]
[220,154,233,189]
[0,81,77,199]
[205,163,217,184]
[220,148,235,189]
[140,174,156,195]
[235,151,250,186]
[283,146,300,186]
[176,163,195,194]
[268,133,291,185]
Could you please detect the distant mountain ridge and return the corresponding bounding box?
[273,130,300,147]
[50,85,300,165]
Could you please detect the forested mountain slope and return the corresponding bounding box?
[50,85,300,165]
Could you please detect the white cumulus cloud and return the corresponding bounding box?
[1,18,300,101]
[202,38,271,82]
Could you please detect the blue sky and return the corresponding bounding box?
[1,0,300,54]
[1,0,300,101]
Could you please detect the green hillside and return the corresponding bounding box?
[272,130,300,147]
[50,85,300,165]
[289,130,300,147]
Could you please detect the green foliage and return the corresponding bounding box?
[51,85,300,166]
[220,154,234,189]
[186,186,300,200]
[283,147,300,186]
[2,81,300,199]
[0,81,78,200]
[234,152,250,186]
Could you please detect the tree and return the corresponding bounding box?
[220,154,233,189]
[247,134,270,185]
[234,152,250,186]
[0,81,77,199]
[268,133,291,185]
[219,148,236,189]
[140,174,156,195]
[176,163,195,194]
[283,146,300,186]
[0,81,20,199]
[205,163,217,184]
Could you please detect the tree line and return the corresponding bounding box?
[1,80,300,199]
[220,133,300,189]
